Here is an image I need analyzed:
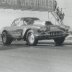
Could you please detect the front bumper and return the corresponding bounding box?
[35,32,69,40]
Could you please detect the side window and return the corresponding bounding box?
[11,19,19,26]
[17,20,23,26]
[11,19,23,26]
[23,21,27,25]
[24,19,34,25]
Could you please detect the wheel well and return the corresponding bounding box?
[23,29,31,40]
[1,30,7,37]
[2,30,11,38]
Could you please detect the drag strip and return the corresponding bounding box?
[0,40,72,72]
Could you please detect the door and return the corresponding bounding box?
[9,19,24,38]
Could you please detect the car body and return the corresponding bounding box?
[1,17,69,46]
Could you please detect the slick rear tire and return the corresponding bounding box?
[54,37,65,46]
[26,30,38,46]
[2,31,12,45]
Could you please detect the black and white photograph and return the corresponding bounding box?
[0,0,72,72]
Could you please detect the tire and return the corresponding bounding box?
[54,37,65,46]
[2,31,12,45]
[26,30,38,46]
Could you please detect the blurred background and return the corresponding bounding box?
[0,0,72,33]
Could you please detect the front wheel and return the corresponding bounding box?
[54,37,65,46]
[26,30,38,46]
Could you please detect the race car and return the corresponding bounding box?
[1,17,69,46]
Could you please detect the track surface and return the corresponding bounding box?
[0,40,72,72]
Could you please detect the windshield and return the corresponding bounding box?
[22,17,40,25]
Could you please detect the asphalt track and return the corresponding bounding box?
[0,40,72,72]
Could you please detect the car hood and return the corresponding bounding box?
[31,20,68,32]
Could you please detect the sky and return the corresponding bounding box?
[0,0,72,31]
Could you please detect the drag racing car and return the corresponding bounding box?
[1,17,69,46]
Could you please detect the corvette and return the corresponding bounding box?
[1,17,69,46]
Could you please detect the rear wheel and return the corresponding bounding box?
[26,30,38,46]
[54,37,65,46]
[2,31,13,45]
